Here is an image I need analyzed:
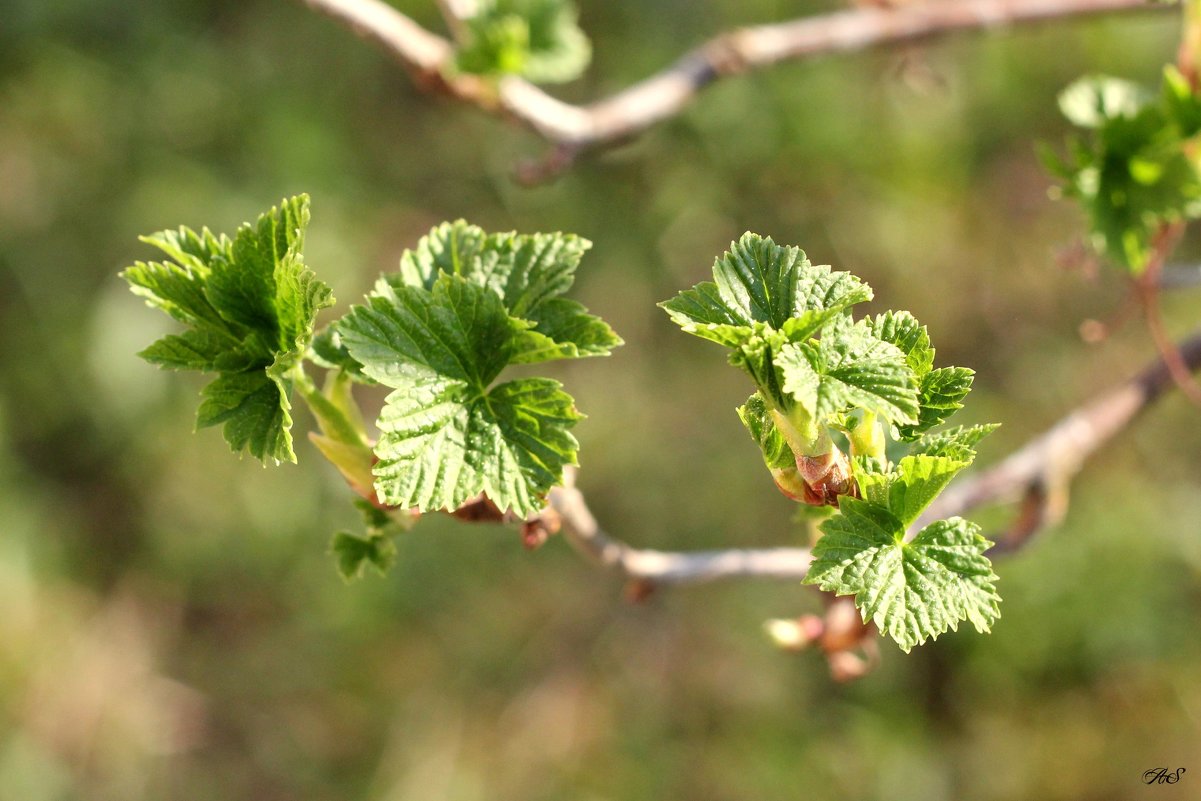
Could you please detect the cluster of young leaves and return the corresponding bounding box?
[453,0,591,84]
[1044,67,1201,273]
[121,195,333,465]
[661,234,999,651]
[321,220,621,520]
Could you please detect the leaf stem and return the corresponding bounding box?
[291,364,370,446]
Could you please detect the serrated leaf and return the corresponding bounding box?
[371,375,580,516]
[380,223,611,361]
[867,311,934,376]
[455,0,591,84]
[340,274,582,516]
[659,282,759,348]
[660,233,871,344]
[122,195,333,464]
[855,455,970,527]
[138,329,229,371]
[346,275,527,388]
[519,298,621,359]
[914,424,1000,461]
[897,367,974,440]
[777,322,919,425]
[195,369,294,464]
[394,220,488,291]
[122,257,234,333]
[805,499,999,652]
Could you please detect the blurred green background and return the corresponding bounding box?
[3,1,1201,799]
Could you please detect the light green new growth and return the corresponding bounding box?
[454,0,591,84]
[125,204,620,574]
[121,195,333,464]
[127,206,997,648]
[662,233,999,650]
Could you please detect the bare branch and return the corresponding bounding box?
[300,0,1166,174]
[547,468,813,586]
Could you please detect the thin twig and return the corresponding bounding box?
[300,0,1166,177]
[547,467,814,586]
[1133,223,1201,407]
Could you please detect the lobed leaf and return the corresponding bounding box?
[339,274,584,516]
[897,367,975,441]
[778,322,920,426]
[805,499,1000,652]
[122,195,333,464]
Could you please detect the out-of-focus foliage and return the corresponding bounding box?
[2,1,1199,800]
[1044,67,1201,272]
[454,0,591,84]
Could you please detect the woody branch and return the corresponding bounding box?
[301,0,1168,178]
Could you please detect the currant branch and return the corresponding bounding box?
[299,0,1168,181]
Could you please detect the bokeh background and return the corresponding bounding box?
[3,1,1201,799]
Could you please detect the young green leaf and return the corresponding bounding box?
[777,321,920,426]
[853,455,971,527]
[914,423,999,461]
[660,233,872,344]
[122,195,333,464]
[866,310,934,376]
[454,0,591,84]
[378,222,620,361]
[339,273,583,516]
[897,366,975,441]
[1049,71,1201,273]
[805,498,1000,652]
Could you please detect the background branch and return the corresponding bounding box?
[301,0,1166,178]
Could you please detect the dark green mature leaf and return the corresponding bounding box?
[122,195,333,464]
[805,498,1000,652]
[777,322,920,426]
[455,0,591,84]
[339,274,583,516]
